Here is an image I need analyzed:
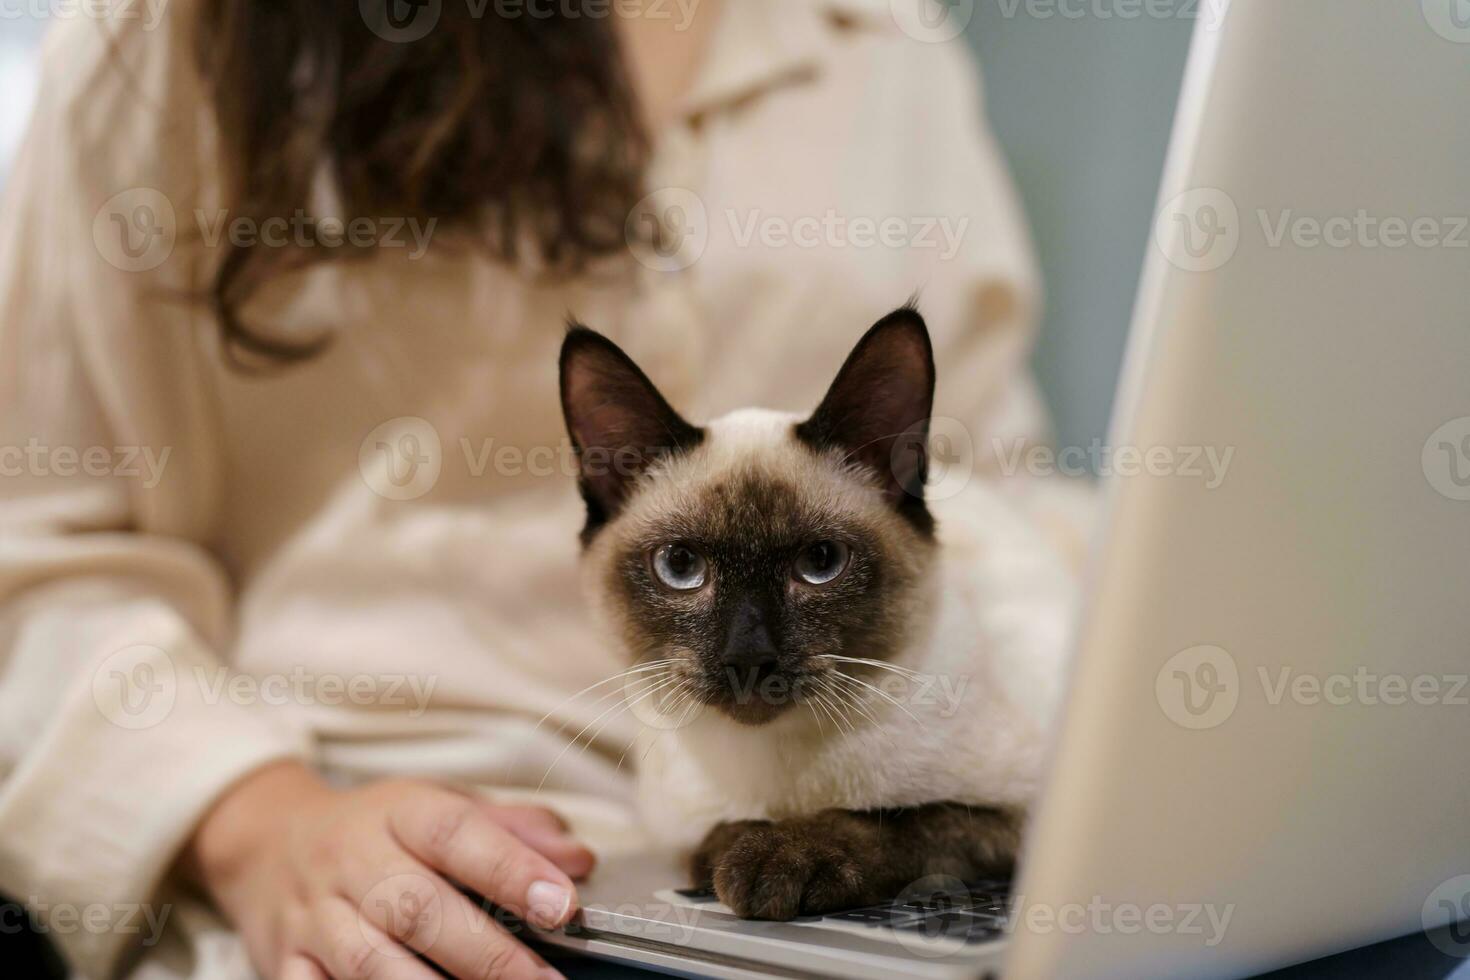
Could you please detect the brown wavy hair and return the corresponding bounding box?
[194,0,648,365]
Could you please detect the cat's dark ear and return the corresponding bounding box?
[796,306,935,533]
[560,324,703,539]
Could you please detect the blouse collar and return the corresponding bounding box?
[675,0,899,122]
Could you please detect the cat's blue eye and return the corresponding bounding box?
[651,543,708,591]
[793,540,850,586]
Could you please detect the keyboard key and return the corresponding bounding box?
[894,912,1006,944]
[825,907,921,925]
[898,895,969,913]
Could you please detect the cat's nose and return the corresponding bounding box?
[720,601,781,669]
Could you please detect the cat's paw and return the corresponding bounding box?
[689,804,1020,920]
[689,818,771,889]
[702,820,873,920]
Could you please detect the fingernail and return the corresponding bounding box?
[526,880,572,929]
[538,969,565,980]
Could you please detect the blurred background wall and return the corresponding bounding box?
[0,17,43,183]
[0,5,1192,456]
[966,4,1193,453]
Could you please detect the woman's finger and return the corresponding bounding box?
[277,953,329,980]
[483,804,569,836]
[503,826,596,881]
[310,896,441,980]
[475,803,594,877]
[389,790,581,930]
[345,855,562,980]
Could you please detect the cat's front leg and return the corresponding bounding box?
[689,803,1021,920]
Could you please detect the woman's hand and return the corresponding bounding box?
[184,761,594,979]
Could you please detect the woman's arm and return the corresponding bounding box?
[0,18,316,976]
[0,19,600,978]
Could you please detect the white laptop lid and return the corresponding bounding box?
[1009,2,1470,977]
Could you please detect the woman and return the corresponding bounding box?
[0,1,1051,977]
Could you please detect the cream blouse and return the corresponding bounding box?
[0,0,1050,974]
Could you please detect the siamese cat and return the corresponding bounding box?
[558,306,1074,919]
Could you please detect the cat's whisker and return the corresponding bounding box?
[822,658,931,725]
[637,714,688,765]
[592,672,701,765]
[504,660,682,783]
[828,669,926,727]
[795,677,841,731]
[821,672,863,711]
[635,732,663,765]
[614,738,637,774]
[824,655,925,680]
[810,681,859,736]
[535,672,683,794]
[823,676,882,730]
[574,673,684,755]
[808,688,844,735]
[664,684,701,721]
[823,683,863,731]
[825,696,861,737]
[824,654,926,680]
[614,678,701,773]
[550,675,686,791]
[805,700,826,736]
[820,677,888,740]
[667,687,704,734]
[650,676,701,721]
[614,684,682,773]
[527,658,682,740]
[541,672,663,746]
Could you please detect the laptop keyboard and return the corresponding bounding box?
[672,879,1011,945]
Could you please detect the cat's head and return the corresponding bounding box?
[559,306,938,726]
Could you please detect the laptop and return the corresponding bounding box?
[533,1,1470,975]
